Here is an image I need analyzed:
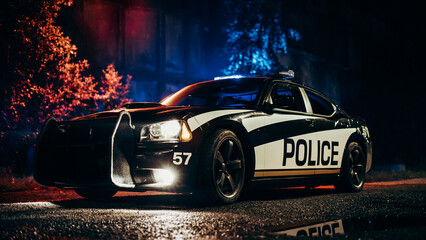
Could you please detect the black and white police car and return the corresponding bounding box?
[34,72,372,203]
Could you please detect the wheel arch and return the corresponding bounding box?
[346,132,369,171]
[202,120,256,184]
[335,132,368,192]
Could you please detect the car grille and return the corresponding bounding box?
[51,119,116,184]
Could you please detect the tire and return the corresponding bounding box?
[334,142,366,192]
[197,130,245,204]
[74,189,117,200]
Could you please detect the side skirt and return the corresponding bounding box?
[249,174,340,189]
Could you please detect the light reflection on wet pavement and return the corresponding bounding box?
[1,180,425,239]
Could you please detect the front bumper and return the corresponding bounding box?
[34,111,201,193]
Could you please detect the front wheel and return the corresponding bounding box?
[197,130,245,204]
[334,142,366,192]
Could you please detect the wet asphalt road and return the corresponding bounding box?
[1,182,426,239]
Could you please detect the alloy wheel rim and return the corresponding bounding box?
[214,139,244,198]
[349,147,365,187]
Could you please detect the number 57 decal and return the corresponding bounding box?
[173,152,192,165]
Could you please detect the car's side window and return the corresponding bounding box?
[269,84,306,112]
[306,91,335,116]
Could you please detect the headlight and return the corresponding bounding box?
[140,120,192,142]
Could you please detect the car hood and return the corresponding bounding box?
[69,105,250,124]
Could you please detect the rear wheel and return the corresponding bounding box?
[197,130,245,204]
[334,142,366,192]
[74,189,117,200]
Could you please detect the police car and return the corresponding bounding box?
[34,72,372,203]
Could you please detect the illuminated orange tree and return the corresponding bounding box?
[98,64,132,111]
[1,0,131,132]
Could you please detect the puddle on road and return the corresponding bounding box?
[266,215,426,238]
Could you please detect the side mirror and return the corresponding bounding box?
[262,102,274,114]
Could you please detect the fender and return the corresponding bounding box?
[198,117,257,183]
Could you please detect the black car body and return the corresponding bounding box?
[34,74,372,203]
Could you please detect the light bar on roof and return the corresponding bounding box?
[214,75,245,80]
[279,70,295,78]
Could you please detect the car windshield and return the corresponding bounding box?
[161,78,264,107]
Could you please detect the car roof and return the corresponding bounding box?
[200,76,337,106]
[230,77,336,105]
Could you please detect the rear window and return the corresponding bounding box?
[306,91,334,115]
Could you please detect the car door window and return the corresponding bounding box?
[306,91,335,116]
[269,84,306,112]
